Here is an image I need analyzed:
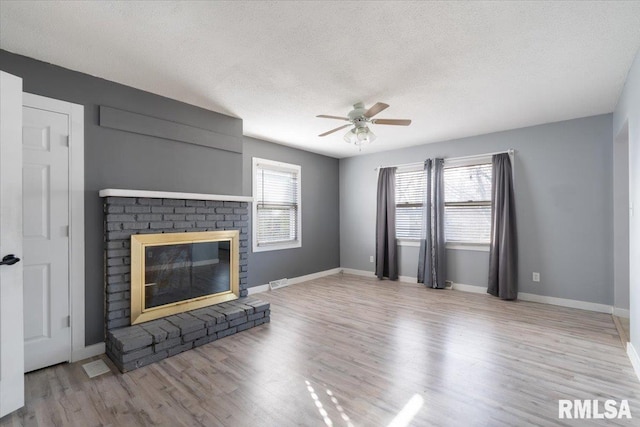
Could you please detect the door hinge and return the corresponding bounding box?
[66,315,71,328]
[64,225,69,237]
[64,135,70,147]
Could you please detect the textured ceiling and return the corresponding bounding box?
[2,1,640,158]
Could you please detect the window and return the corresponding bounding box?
[395,166,425,240]
[393,156,496,248]
[444,161,492,245]
[252,158,301,252]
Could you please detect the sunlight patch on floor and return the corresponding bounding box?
[387,394,424,427]
[326,388,354,427]
[305,379,356,426]
[305,380,333,426]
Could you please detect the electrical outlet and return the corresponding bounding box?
[532,272,540,282]
[369,255,374,263]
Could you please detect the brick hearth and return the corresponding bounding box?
[106,298,269,372]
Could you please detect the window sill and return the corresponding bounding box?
[397,240,490,252]
[253,241,301,253]
[446,243,490,252]
[397,239,421,247]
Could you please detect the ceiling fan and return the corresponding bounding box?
[316,102,411,148]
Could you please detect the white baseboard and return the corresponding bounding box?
[518,292,612,314]
[71,342,105,363]
[627,343,640,383]
[452,282,486,294]
[341,268,375,278]
[247,284,270,295]
[449,281,613,314]
[257,268,614,315]
[614,307,631,318]
[247,268,343,295]
[289,268,342,285]
[398,275,418,284]
[340,268,418,284]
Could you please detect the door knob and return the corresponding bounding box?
[0,254,20,266]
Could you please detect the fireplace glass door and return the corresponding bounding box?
[144,240,231,309]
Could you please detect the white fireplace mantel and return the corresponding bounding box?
[99,188,253,203]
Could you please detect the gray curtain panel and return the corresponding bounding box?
[433,158,446,288]
[417,160,433,286]
[375,167,398,280]
[417,158,447,288]
[488,153,518,299]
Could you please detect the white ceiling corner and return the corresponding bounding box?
[1,1,639,158]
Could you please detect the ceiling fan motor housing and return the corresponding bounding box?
[348,102,368,122]
[352,117,368,128]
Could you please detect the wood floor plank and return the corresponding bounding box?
[2,273,639,426]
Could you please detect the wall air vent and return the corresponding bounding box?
[269,278,289,290]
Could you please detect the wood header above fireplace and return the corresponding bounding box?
[99,188,253,203]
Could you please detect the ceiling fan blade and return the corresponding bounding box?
[371,119,412,126]
[316,115,350,121]
[363,102,389,118]
[319,124,351,137]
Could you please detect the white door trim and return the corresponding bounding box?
[22,93,87,362]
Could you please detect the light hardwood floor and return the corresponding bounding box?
[2,273,639,426]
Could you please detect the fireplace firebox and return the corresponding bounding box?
[130,230,240,324]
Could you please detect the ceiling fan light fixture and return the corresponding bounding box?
[343,128,356,144]
[356,127,369,141]
[343,127,376,145]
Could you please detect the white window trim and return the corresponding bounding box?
[399,240,490,251]
[398,239,421,247]
[252,157,302,253]
[444,154,493,169]
[445,151,515,186]
[446,242,490,252]
[396,163,424,173]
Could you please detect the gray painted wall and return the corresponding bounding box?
[242,137,340,287]
[0,50,341,346]
[0,50,243,345]
[613,48,640,351]
[340,115,614,305]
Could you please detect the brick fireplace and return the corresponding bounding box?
[100,189,270,372]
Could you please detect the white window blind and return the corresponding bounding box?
[253,158,301,251]
[395,168,425,240]
[444,163,492,244]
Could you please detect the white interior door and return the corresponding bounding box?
[22,97,71,373]
[0,71,25,417]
